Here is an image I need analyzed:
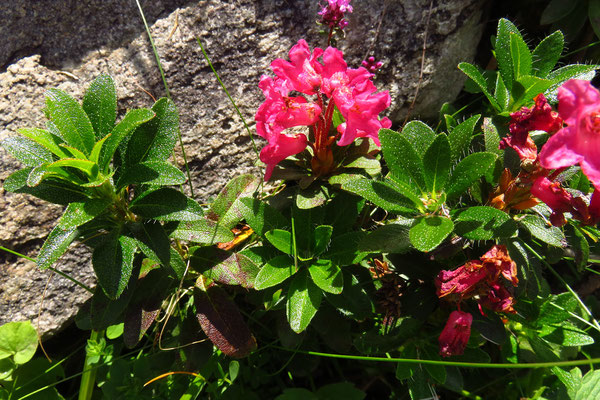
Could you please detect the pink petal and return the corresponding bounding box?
[538,126,582,169]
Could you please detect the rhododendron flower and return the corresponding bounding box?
[319,0,353,30]
[435,261,487,299]
[439,310,472,357]
[500,94,562,162]
[362,56,383,74]
[271,40,323,95]
[479,283,515,314]
[480,244,518,286]
[539,79,600,188]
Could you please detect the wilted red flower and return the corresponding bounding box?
[479,283,516,314]
[435,260,487,299]
[439,310,472,357]
[480,244,518,286]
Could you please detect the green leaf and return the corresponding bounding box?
[458,63,500,110]
[315,382,365,400]
[541,0,578,24]
[519,214,566,247]
[566,224,589,270]
[296,183,329,209]
[58,143,88,160]
[399,120,436,157]
[91,276,137,331]
[422,345,446,384]
[82,74,117,139]
[324,192,364,234]
[494,74,509,111]
[254,255,296,290]
[99,108,156,171]
[0,136,53,167]
[92,231,137,299]
[89,134,110,165]
[26,162,82,187]
[552,366,582,395]
[495,18,521,91]
[324,231,368,265]
[45,88,95,155]
[380,129,426,193]
[37,225,79,269]
[57,199,110,230]
[167,219,234,244]
[308,259,343,294]
[537,293,579,325]
[0,322,38,365]
[206,174,260,230]
[454,206,518,240]
[4,168,89,205]
[130,188,203,221]
[238,197,288,236]
[124,98,179,166]
[48,158,99,177]
[482,118,502,156]
[532,31,564,77]
[445,152,497,199]
[509,32,532,80]
[265,229,293,255]
[287,270,322,333]
[127,222,171,268]
[423,134,450,193]
[204,251,260,289]
[358,223,411,254]
[313,225,333,256]
[342,178,419,213]
[409,216,453,252]
[540,323,595,346]
[116,161,186,190]
[325,271,374,320]
[546,65,599,100]
[512,75,553,109]
[448,115,479,161]
[574,369,600,400]
[106,323,124,339]
[17,128,70,158]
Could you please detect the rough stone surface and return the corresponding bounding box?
[0,0,486,337]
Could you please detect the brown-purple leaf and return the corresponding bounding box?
[194,286,257,358]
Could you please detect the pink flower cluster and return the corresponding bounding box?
[255,39,391,180]
[435,245,518,357]
[318,0,353,30]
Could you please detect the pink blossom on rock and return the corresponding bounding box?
[271,40,324,95]
[439,310,472,357]
[318,0,353,30]
[539,79,600,188]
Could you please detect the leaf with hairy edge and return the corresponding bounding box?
[48,158,99,177]
[400,121,436,157]
[546,65,599,100]
[1,136,53,166]
[82,74,117,139]
[92,231,137,299]
[37,225,79,269]
[168,219,233,244]
[99,108,155,171]
[423,134,450,193]
[519,215,566,247]
[254,255,296,290]
[509,32,532,81]
[495,19,521,91]
[265,229,293,255]
[124,98,178,166]
[445,152,497,200]
[45,88,95,155]
[116,161,186,190]
[483,118,502,156]
[313,225,333,256]
[238,197,288,236]
[206,174,260,230]
[4,168,89,205]
[380,129,426,193]
[409,216,453,252]
[455,206,518,240]
[458,63,500,110]
[342,178,419,213]
[324,192,364,235]
[194,286,257,358]
[532,31,564,77]
[448,115,480,161]
[26,163,82,187]
[57,199,110,230]
[495,74,509,111]
[130,188,203,221]
[127,222,171,268]
[308,259,343,294]
[287,270,322,333]
[17,128,70,158]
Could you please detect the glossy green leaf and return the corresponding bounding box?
[358,224,411,254]
[313,225,333,256]
[99,108,155,170]
[445,152,497,199]
[482,118,502,156]
[48,158,98,177]
[423,134,450,193]
[265,229,293,255]
[238,197,288,236]
[552,366,581,395]
[0,136,53,166]
[455,206,518,240]
[57,199,110,230]
[342,178,419,213]
[116,161,186,190]
[287,270,322,333]
[124,98,179,166]
[566,224,589,270]
[206,174,260,230]
[324,231,368,265]
[324,192,364,234]
[4,168,89,205]
[17,128,70,158]
[168,248,186,280]
[532,30,564,77]
[409,216,453,252]
[93,231,137,299]
[574,369,600,400]
[0,321,38,365]
[494,74,509,111]
[296,184,329,209]
[519,214,566,247]
[495,18,521,91]
[127,221,171,268]
[37,225,79,269]
[546,65,599,100]
[540,323,595,346]
[130,188,203,221]
[58,143,88,160]
[82,74,117,139]
[291,204,325,259]
[509,32,532,80]
[88,134,110,165]
[254,255,296,290]
[26,162,80,187]
[458,63,500,110]
[448,114,479,161]
[308,259,343,294]
[45,88,95,155]
[167,219,234,244]
[512,75,553,109]
[380,129,426,192]
[399,120,436,157]
[537,293,579,325]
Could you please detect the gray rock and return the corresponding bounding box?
[0,0,486,337]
